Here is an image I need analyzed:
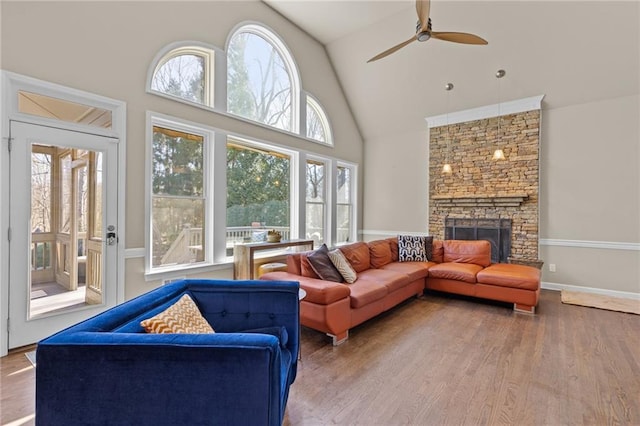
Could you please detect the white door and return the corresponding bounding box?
[8,121,119,348]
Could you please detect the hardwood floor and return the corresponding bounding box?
[2,289,639,425]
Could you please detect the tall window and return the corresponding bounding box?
[226,139,291,250]
[151,48,212,105]
[306,159,326,246]
[150,125,206,269]
[306,96,332,145]
[227,25,298,132]
[336,165,354,244]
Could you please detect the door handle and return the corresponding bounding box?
[106,232,117,246]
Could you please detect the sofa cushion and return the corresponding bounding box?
[398,235,432,261]
[300,253,321,279]
[328,249,358,283]
[476,263,541,290]
[358,268,412,293]
[307,244,344,283]
[347,279,388,308]
[339,242,371,273]
[287,254,303,275]
[432,240,444,263]
[427,263,483,284]
[369,240,393,268]
[141,293,215,334]
[381,261,434,282]
[443,240,491,267]
[386,237,399,262]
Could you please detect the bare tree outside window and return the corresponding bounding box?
[152,54,205,104]
[227,32,292,131]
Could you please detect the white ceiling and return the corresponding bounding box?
[263,1,639,142]
[263,0,414,45]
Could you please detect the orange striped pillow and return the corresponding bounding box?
[141,294,215,334]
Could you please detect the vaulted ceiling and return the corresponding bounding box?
[264,1,639,141]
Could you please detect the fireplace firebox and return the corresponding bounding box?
[444,218,511,263]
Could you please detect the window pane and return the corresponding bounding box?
[152,197,205,267]
[226,142,290,249]
[336,166,352,244]
[31,151,51,233]
[306,102,326,142]
[152,127,204,197]
[306,161,325,246]
[337,204,351,244]
[152,54,205,104]
[337,166,351,204]
[227,32,292,131]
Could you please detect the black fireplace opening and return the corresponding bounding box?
[444,218,512,263]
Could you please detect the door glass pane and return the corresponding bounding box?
[93,152,103,238]
[31,145,105,318]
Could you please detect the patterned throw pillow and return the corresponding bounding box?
[141,294,215,334]
[398,235,431,262]
[328,249,358,283]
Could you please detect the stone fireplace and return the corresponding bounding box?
[427,99,542,264]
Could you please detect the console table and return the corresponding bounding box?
[233,239,314,279]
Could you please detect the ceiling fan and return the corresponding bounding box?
[367,0,488,63]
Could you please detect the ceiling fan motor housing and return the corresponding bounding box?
[416,18,432,42]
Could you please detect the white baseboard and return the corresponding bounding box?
[542,281,640,300]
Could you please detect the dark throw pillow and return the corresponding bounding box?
[307,244,345,282]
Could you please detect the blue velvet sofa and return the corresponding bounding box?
[35,279,300,426]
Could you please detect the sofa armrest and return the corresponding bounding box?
[36,332,290,426]
[261,272,351,305]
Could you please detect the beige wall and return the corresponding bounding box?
[539,95,639,293]
[1,1,363,299]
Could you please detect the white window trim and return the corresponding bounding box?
[335,161,358,246]
[304,155,331,246]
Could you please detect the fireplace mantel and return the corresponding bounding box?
[431,194,528,208]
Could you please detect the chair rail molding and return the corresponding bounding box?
[539,239,640,251]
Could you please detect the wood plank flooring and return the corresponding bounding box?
[2,289,639,425]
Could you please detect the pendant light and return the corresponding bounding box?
[492,69,506,161]
[442,82,454,174]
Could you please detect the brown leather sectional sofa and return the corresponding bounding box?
[260,238,541,345]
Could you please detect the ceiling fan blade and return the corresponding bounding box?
[416,0,431,32]
[431,31,488,45]
[367,36,418,63]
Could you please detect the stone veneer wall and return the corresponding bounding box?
[429,109,540,261]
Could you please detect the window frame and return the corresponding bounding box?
[335,161,357,246]
[305,93,333,146]
[145,113,216,277]
[147,42,217,108]
[304,156,329,247]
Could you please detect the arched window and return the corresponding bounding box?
[306,95,333,145]
[150,46,214,105]
[227,24,300,133]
